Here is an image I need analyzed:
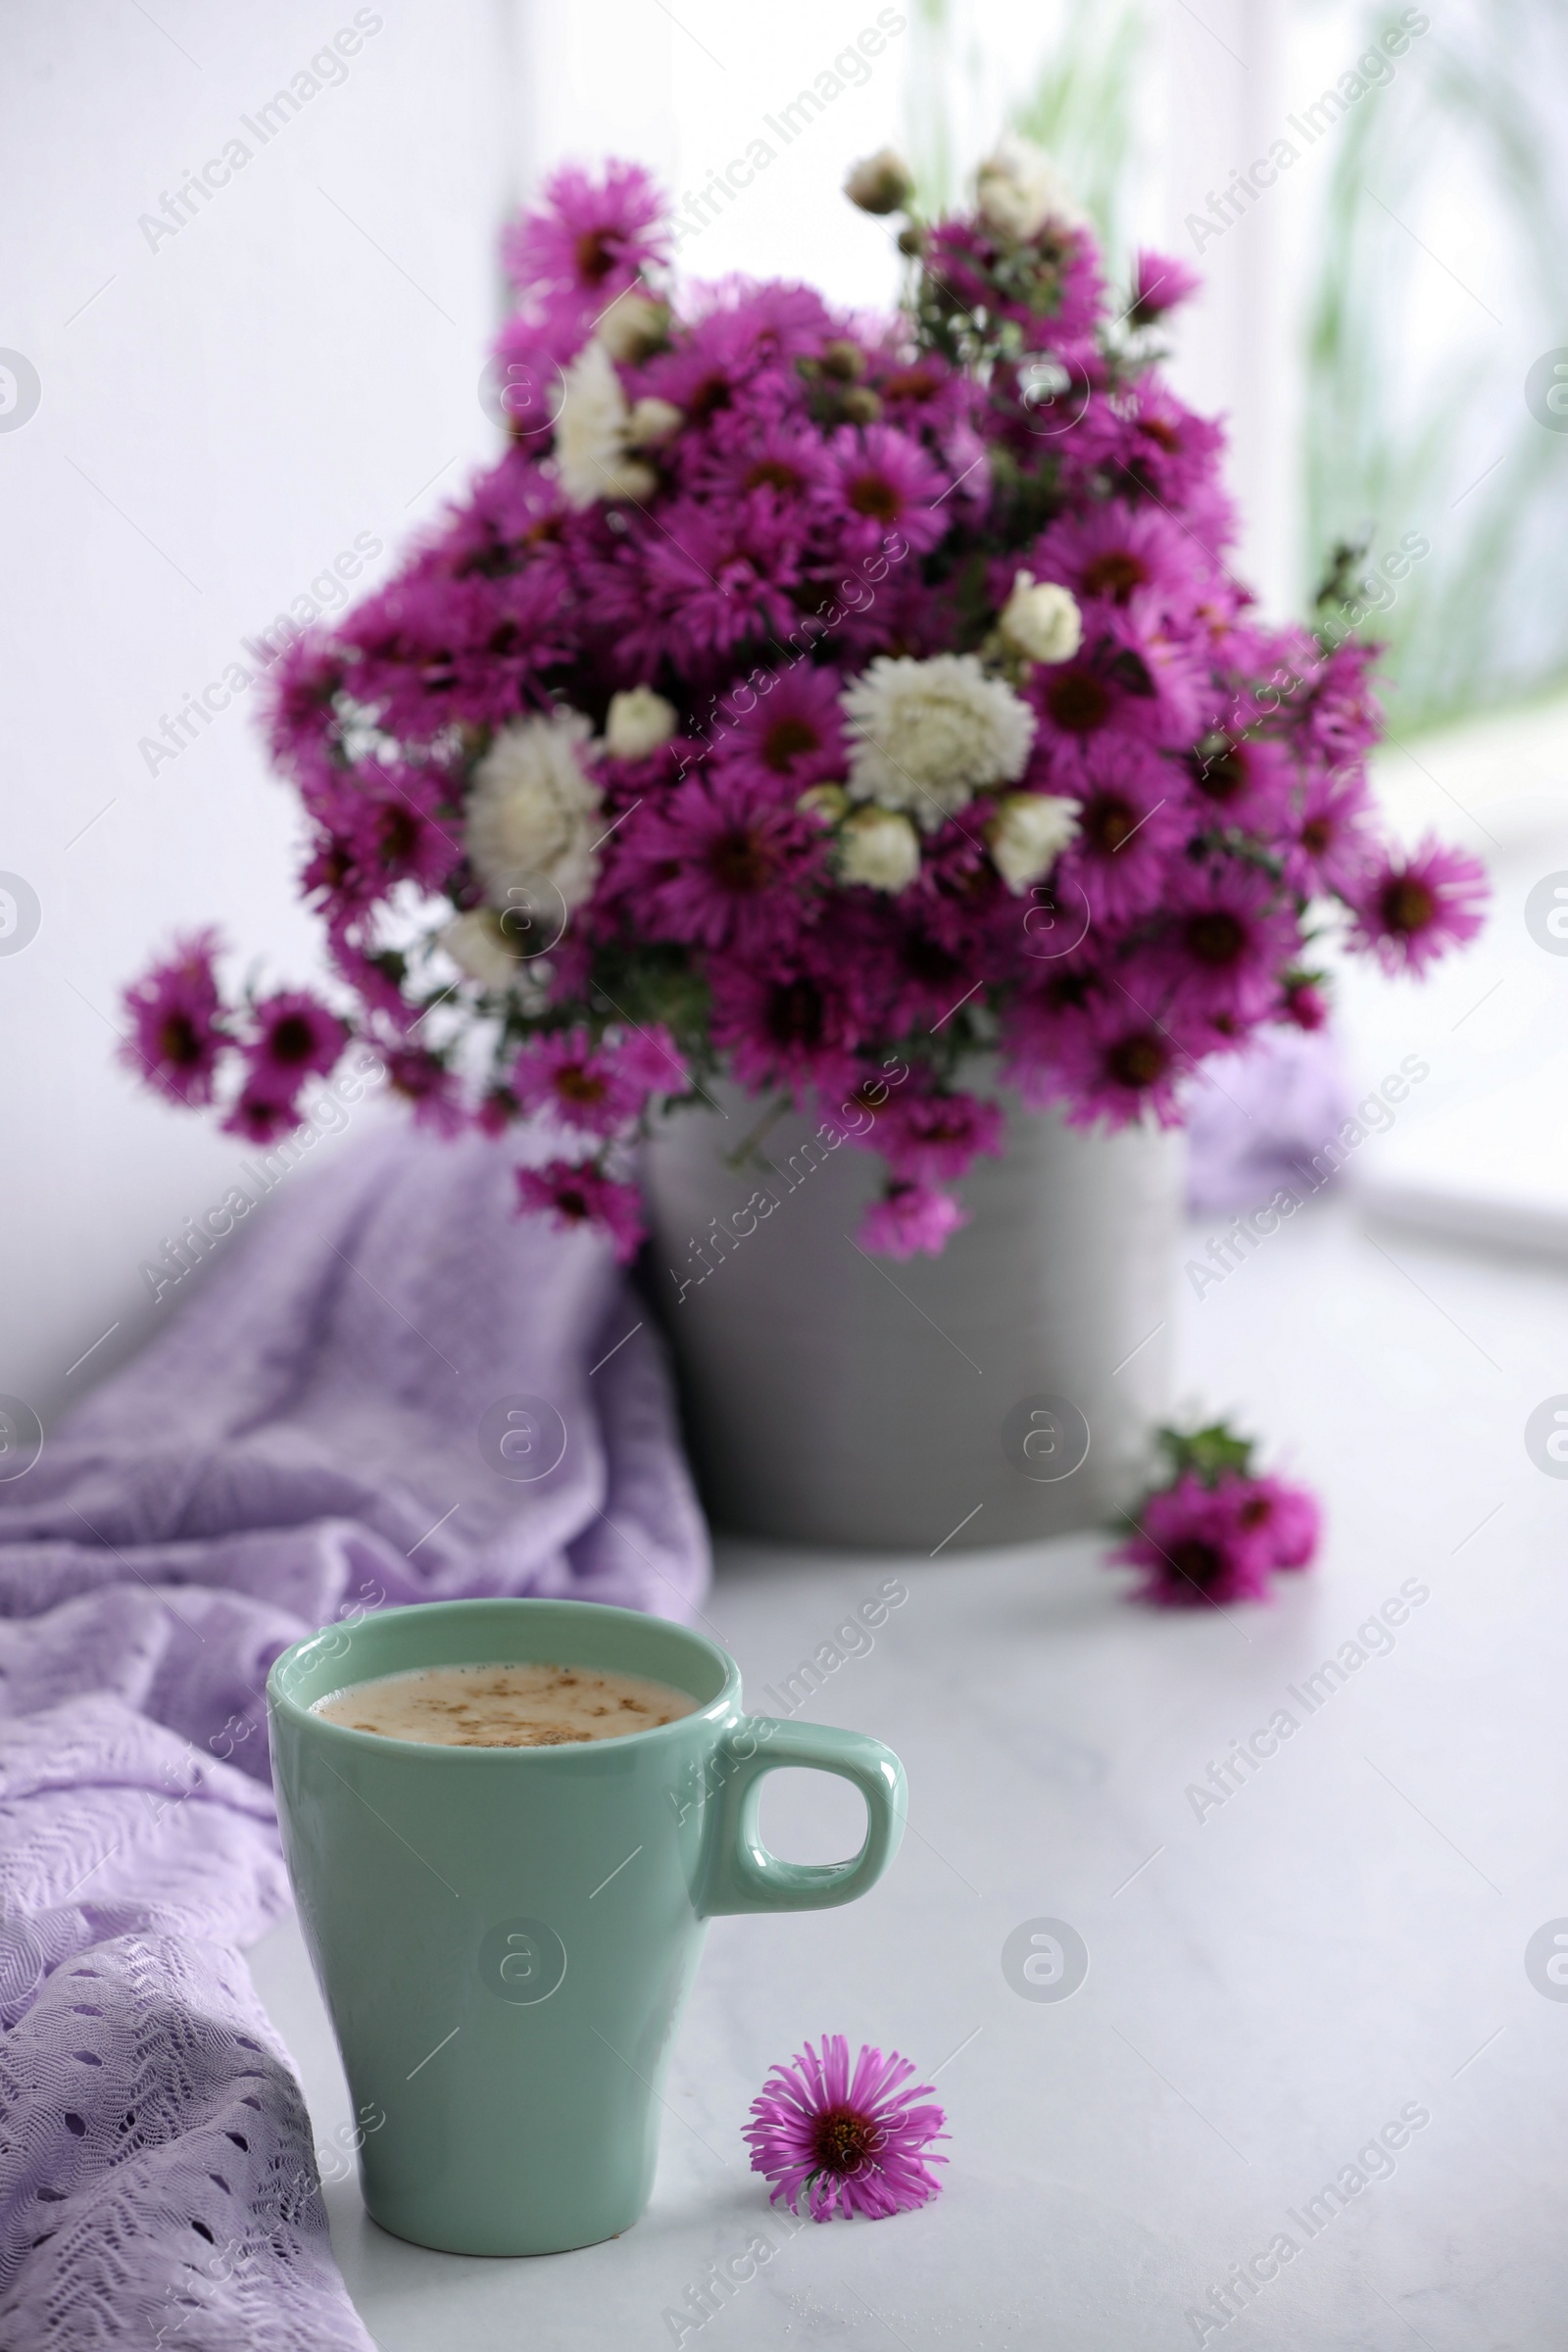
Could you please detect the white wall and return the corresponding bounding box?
[2,0,513,1424]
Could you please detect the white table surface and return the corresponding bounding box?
[247,1193,1568,2351]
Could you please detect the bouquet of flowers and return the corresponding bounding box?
[124,135,1486,1263]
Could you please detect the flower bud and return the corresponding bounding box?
[844,148,915,217]
[999,572,1082,664]
[987,793,1079,893]
[605,687,678,760]
[596,290,669,363]
[797,783,851,826]
[837,807,921,895]
[625,396,683,449]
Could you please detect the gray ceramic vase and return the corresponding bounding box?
[641,1077,1182,1551]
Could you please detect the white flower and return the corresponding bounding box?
[837,807,921,895]
[554,339,657,508]
[466,711,602,912]
[595,290,668,364]
[626,396,682,450]
[999,572,1082,664]
[441,908,528,992]
[975,132,1085,242]
[605,686,677,760]
[987,792,1080,894]
[842,654,1036,831]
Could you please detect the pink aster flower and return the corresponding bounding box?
[1348,836,1489,974]
[384,1047,467,1136]
[1112,1472,1276,1608]
[879,1089,1004,1186]
[511,1026,672,1136]
[1026,503,1203,622]
[244,991,348,1100]
[501,161,668,362]
[1053,737,1188,924]
[1233,1474,1322,1569]
[515,1158,645,1262]
[221,1089,302,1146]
[1025,982,1196,1131]
[121,930,228,1105]
[608,763,824,955]
[714,662,847,785]
[706,950,866,1102]
[743,2036,947,2222]
[1158,862,1300,1027]
[1185,731,1295,838]
[830,422,951,558]
[1283,765,1376,899]
[1126,248,1201,327]
[858,1180,968,1259]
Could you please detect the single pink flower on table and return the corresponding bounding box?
[858,1180,968,1259]
[121,930,228,1106]
[1233,1474,1322,1569]
[515,1159,645,1262]
[1349,837,1489,975]
[744,2035,947,2222]
[1112,1472,1275,1608]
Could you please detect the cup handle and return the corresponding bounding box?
[698,1716,906,1918]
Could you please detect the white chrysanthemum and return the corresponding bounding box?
[987,792,1080,894]
[605,686,677,760]
[975,132,1086,242]
[999,572,1082,665]
[842,654,1036,831]
[554,339,657,509]
[442,908,529,991]
[837,808,921,895]
[626,396,682,450]
[466,711,602,912]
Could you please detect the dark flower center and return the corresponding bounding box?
[1044,967,1093,1011]
[1045,669,1111,734]
[1139,416,1181,453]
[687,372,732,421]
[268,1013,318,1065]
[810,2106,880,2178]
[572,227,619,285]
[745,459,805,494]
[708,827,777,893]
[158,1012,204,1068]
[1106,1030,1168,1089]
[847,471,904,523]
[554,1066,609,1105]
[1169,1538,1224,1589]
[760,714,820,772]
[768,978,823,1048]
[379,807,422,863]
[1084,794,1137,854]
[881,366,937,401]
[1194,746,1246,804]
[1237,1495,1272,1528]
[1183,910,1247,968]
[902,932,960,986]
[1299,816,1333,855]
[1081,550,1148,603]
[555,1186,592,1221]
[1380,876,1436,936]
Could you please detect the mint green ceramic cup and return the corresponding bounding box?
[267,1596,906,2256]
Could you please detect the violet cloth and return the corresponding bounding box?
[1183,1024,1352,1218]
[0,1127,710,2348]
